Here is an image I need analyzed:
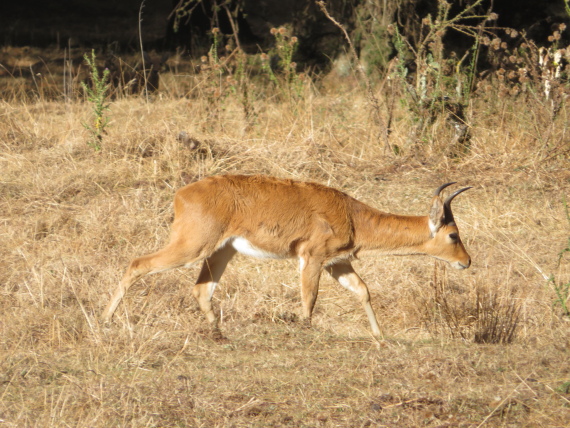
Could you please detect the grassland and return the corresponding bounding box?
[0,45,569,427]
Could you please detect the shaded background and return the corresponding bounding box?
[1,0,569,68]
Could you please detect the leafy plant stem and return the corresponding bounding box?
[80,50,111,151]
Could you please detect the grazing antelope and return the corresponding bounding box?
[102,175,471,338]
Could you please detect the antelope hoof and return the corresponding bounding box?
[210,326,229,343]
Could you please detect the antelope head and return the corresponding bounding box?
[426,182,472,270]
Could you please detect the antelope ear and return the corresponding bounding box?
[429,197,445,236]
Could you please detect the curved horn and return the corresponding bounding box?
[434,182,456,197]
[444,187,472,206]
[443,186,472,223]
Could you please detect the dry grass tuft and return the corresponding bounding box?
[474,284,521,345]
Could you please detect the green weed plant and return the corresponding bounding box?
[80,50,110,151]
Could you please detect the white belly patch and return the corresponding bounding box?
[229,237,285,259]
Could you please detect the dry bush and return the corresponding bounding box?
[473,284,521,344]
[414,261,522,344]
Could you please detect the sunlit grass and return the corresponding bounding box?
[0,44,569,427]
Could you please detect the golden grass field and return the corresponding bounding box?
[1,46,570,427]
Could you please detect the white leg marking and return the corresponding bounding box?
[208,281,218,299]
[337,275,357,293]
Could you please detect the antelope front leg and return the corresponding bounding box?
[326,261,382,338]
[299,257,323,326]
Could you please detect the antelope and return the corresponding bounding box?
[102,175,471,338]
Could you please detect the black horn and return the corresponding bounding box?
[434,182,456,197]
[443,187,472,223]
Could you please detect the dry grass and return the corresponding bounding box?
[1,47,570,427]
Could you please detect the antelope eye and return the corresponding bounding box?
[449,233,459,241]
